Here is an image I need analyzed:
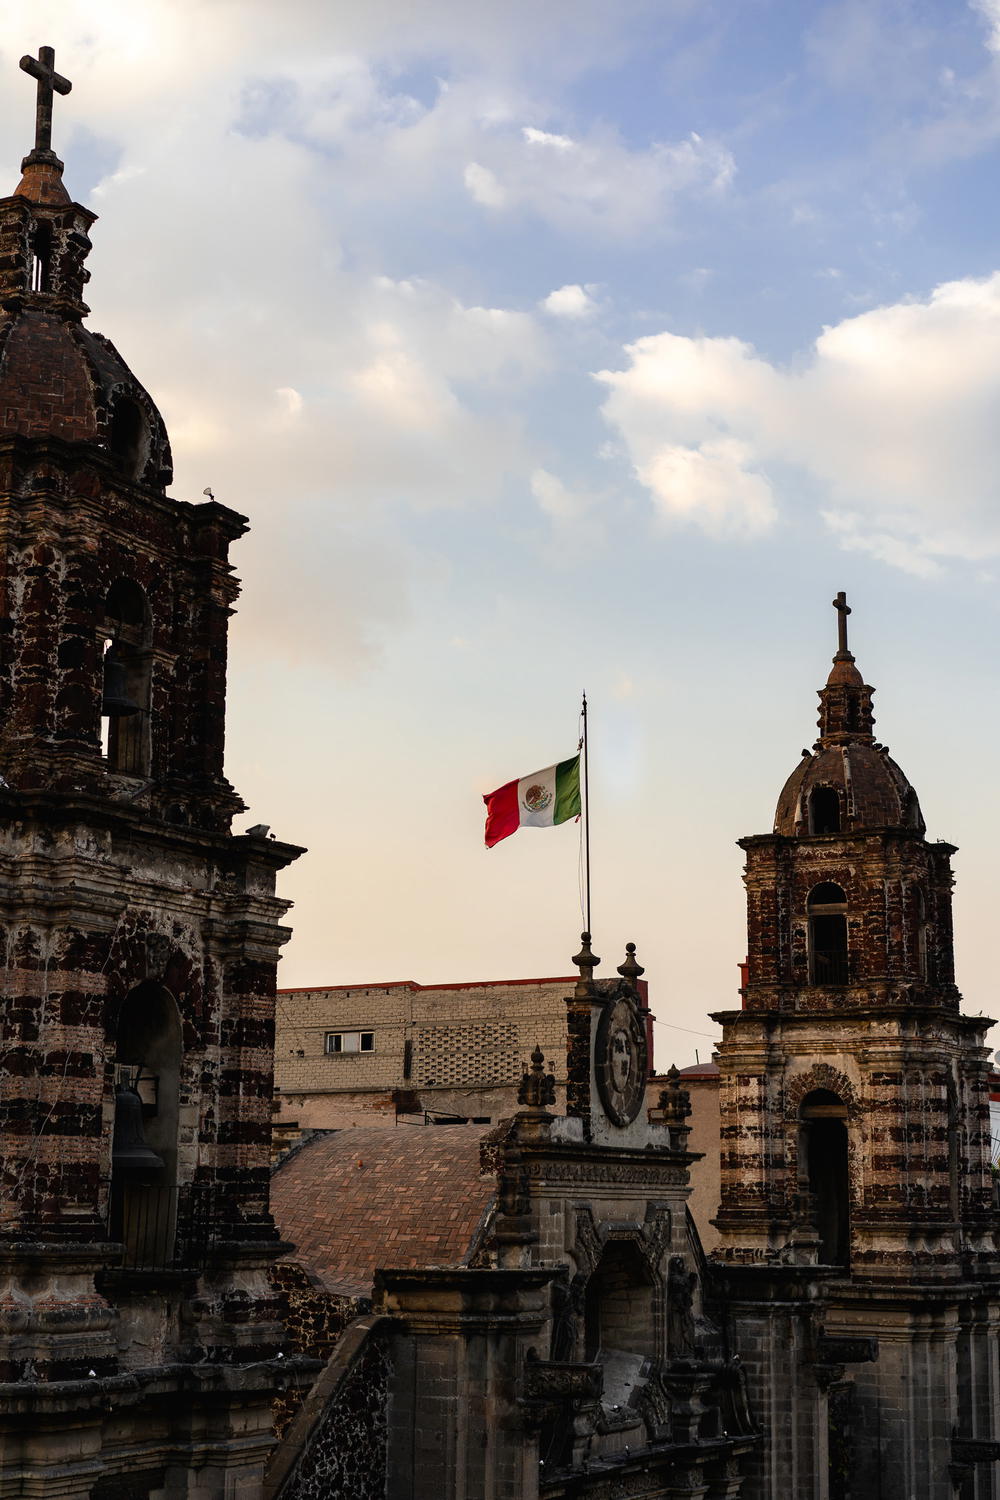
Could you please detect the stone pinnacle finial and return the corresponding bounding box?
[617,941,644,988]
[15,47,72,205]
[517,1044,556,1111]
[832,591,852,660]
[20,47,72,159]
[573,931,600,997]
[815,590,874,747]
[654,1064,692,1150]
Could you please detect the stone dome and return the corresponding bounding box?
[0,312,173,488]
[774,742,924,836]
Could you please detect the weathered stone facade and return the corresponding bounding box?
[0,51,303,1499]
[711,595,1000,1500]
[265,942,757,1500]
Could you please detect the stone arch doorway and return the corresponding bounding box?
[799,1088,850,1266]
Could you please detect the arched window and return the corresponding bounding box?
[110,981,181,1269]
[800,1089,850,1265]
[109,392,148,481]
[808,786,841,835]
[809,881,849,984]
[102,579,152,776]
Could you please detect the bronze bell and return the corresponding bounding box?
[111,1085,165,1184]
[101,641,140,718]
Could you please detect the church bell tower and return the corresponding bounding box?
[0,48,304,1500]
[712,594,1000,1500]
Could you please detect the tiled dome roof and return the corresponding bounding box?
[271,1125,497,1295]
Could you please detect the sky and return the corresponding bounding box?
[4,0,1000,1067]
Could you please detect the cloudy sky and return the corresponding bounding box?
[5,0,1000,1065]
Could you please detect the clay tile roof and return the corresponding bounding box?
[270,1125,497,1295]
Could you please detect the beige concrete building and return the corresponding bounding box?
[274,974,652,1129]
[649,1061,722,1253]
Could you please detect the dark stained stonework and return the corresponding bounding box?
[711,596,1000,1500]
[264,1319,393,1500]
[0,61,305,1499]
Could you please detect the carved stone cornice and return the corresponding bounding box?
[521,1355,602,1405]
[951,1437,1000,1465]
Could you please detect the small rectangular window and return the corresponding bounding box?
[325,1031,375,1054]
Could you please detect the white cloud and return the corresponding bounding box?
[461,122,735,236]
[971,0,1000,52]
[522,126,576,150]
[464,161,506,207]
[541,284,598,318]
[597,272,1000,565]
[820,511,942,578]
[638,439,777,538]
[531,468,583,520]
[529,467,608,554]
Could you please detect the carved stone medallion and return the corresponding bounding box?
[595,991,648,1126]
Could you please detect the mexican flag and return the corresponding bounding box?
[483,755,581,848]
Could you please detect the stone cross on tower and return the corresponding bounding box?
[19,46,71,161]
[832,589,852,657]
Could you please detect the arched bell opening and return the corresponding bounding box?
[109,980,181,1268]
[808,785,841,835]
[583,1239,656,1365]
[101,578,152,776]
[108,390,149,482]
[808,881,849,985]
[799,1089,850,1266]
[30,219,52,293]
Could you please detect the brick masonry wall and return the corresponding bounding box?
[277,1081,569,1130]
[274,978,574,1101]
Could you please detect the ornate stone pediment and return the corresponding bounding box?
[784,1064,860,1120]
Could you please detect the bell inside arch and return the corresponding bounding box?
[102,640,140,718]
[111,1085,165,1184]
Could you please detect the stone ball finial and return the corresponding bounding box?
[572,931,600,997]
[617,941,644,987]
